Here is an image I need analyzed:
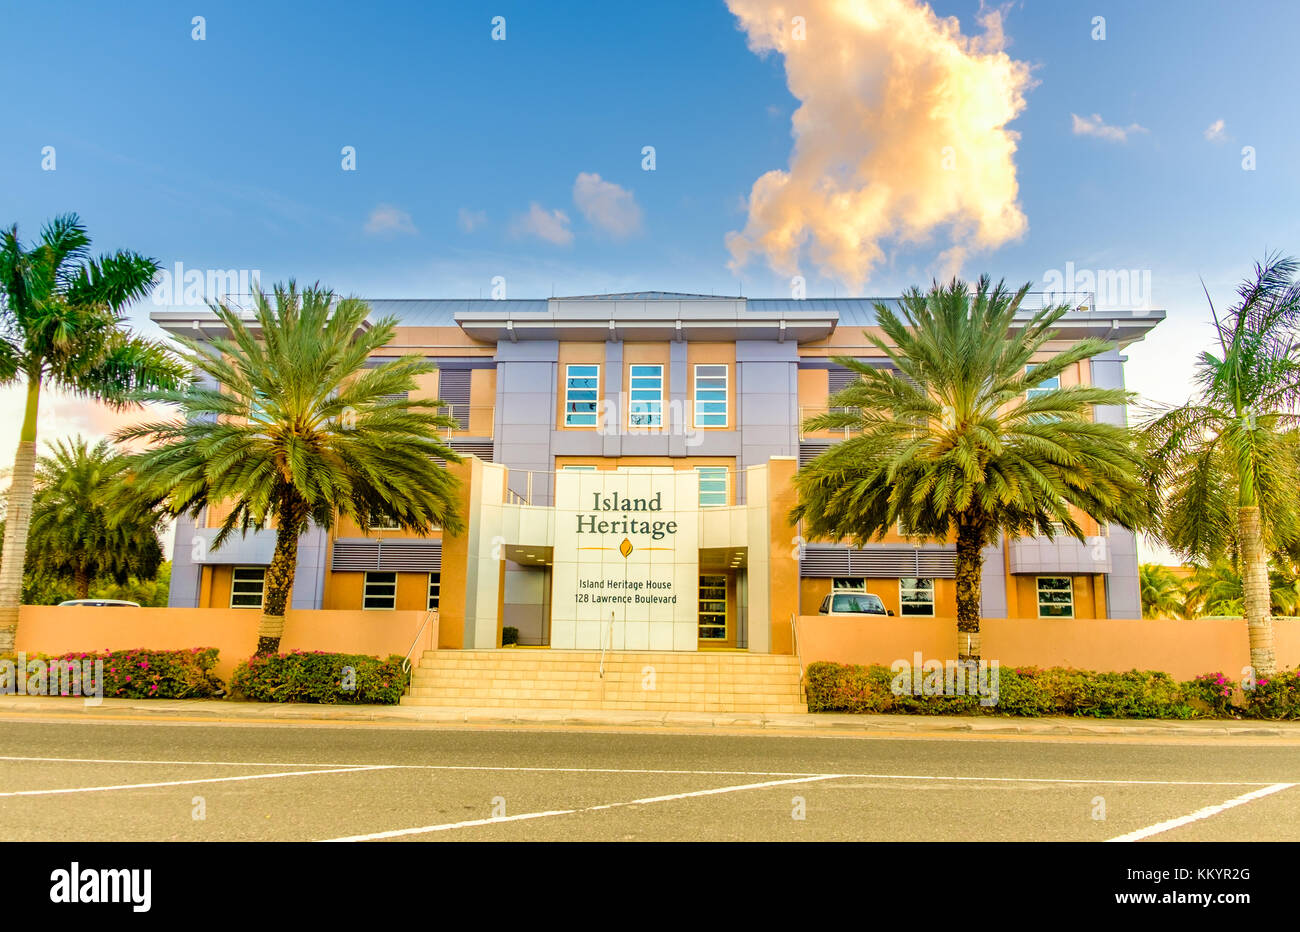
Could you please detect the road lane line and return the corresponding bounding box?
[0,756,1279,787]
[0,765,395,797]
[1106,782,1297,842]
[321,774,845,841]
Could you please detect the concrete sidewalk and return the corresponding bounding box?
[1,694,1299,738]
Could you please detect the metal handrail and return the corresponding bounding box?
[401,609,437,676]
[790,612,805,700]
[599,611,614,678]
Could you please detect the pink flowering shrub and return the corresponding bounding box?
[1241,668,1300,720]
[0,648,224,699]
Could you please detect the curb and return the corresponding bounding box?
[1,696,1298,738]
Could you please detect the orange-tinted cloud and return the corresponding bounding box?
[725,0,1033,288]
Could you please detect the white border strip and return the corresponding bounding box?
[0,765,394,798]
[322,774,843,842]
[1106,782,1296,842]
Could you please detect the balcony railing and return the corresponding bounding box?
[798,405,862,441]
[436,404,494,438]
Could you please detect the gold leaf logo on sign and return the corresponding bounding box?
[619,538,633,558]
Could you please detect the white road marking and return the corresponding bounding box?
[0,756,1277,787]
[1106,782,1297,842]
[321,774,845,842]
[0,765,394,798]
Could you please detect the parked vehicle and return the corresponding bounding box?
[57,599,141,608]
[817,592,893,616]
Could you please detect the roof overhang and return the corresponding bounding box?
[455,298,838,343]
[150,307,372,341]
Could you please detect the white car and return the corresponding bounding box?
[817,592,893,616]
[57,599,141,608]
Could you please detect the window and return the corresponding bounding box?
[248,390,270,423]
[627,364,663,428]
[428,573,440,610]
[1037,577,1073,618]
[564,365,600,427]
[368,515,400,531]
[363,571,398,610]
[899,578,935,616]
[694,364,728,427]
[230,567,266,609]
[831,578,866,592]
[696,466,728,507]
[561,465,597,471]
[698,575,727,640]
[1025,364,1060,401]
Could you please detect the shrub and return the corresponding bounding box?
[230,650,408,705]
[502,626,519,646]
[1184,672,1238,717]
[805,661,1210,719]
[2,648,223,699]
[1242,668,1300,720]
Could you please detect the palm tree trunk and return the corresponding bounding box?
[255,495,306,656]
[0,377,41,652]
[1239,505,1275,678]
[74,568,91,600]
[955,520,984,663]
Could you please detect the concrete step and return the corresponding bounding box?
[405,648,806,713]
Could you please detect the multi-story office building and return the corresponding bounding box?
[154,291,1164,654]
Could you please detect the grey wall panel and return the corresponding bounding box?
[1008,534,1113,574]
[1090,348,1128,426]
[167,513,201,608]
[669,341,688,457]
[1105,525,1142,619]
[979,540,1007,619]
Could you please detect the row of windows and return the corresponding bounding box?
[830,576,1078,618]
[564,364,729,428]
[228,568,441,612]
[561,464,731,507]
[230,569,1075,618]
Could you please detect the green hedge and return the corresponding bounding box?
[804,661,1300,720]
[2,648,223,699]
[230,650,409,705]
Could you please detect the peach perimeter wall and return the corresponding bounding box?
[14,607,436,683]
[14,607,1300,687]
[795,616,1300,682]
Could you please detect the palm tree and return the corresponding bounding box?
[1142,255,1300,676]
[1185,559,1300,618]
[0,214,185,650]
[793,278,1153,662]
[24,437,165,598]
[1138,563,1187,619]
[119,283,464,655]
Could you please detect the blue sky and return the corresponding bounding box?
[2,0,1299,464]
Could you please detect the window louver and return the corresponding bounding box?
[331,538,442,573]
[799,441,834,466]
[801,545,957,579]
[438,369,472,429]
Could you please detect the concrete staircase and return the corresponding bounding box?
[402,649,806,714]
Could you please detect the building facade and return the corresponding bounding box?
[154,292,1164,653]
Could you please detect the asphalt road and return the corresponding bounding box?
[1,717,1297,842]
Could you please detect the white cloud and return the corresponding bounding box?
[1204,118,1227,142]
[509,202,574,246]
[724,0,1033,289]
[364,204,417,235]
[1070,112,1149,143]
[457,208,488,233]
[572,172,643,238]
